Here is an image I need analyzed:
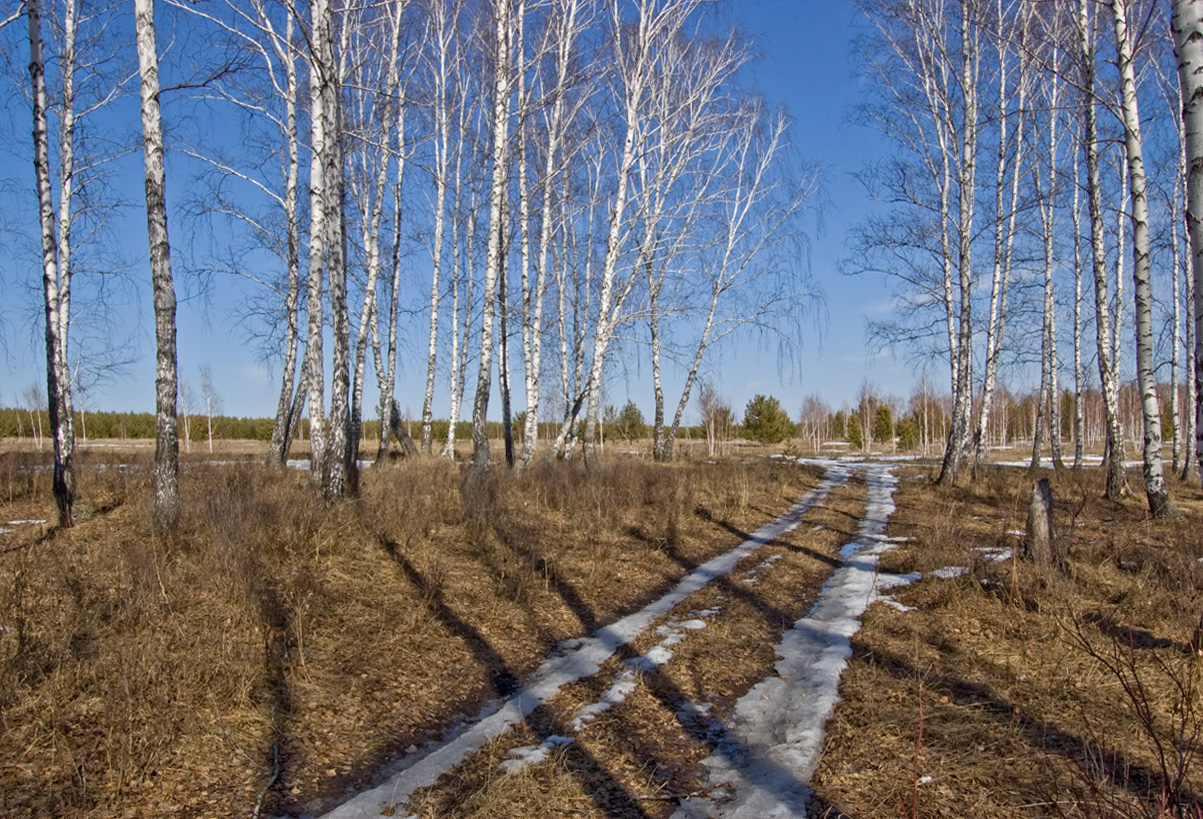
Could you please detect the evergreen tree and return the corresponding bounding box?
[743,394,794,444]
[847,413,864,450]
[832,410,847,439]
[615,400,647,441]
[872,404,894,444]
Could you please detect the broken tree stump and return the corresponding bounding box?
[1025,478,1058,568]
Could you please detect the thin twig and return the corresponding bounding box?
[251,741,281,819]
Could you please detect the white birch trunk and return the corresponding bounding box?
[1173,0,1203,483]
[1111,0,1171,516]
[303,39,328,484]
[937,0,979,486]
[135,0,180,532]
[1079,0,1127,499]
[268,12,303,466]
[469,0,513,476]
[976,5,1025,467]
[1173,158,1185,474]
[28,0,75,527]
[421,0,456,456]
[1072,132,1086,468]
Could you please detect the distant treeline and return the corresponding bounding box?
[0,407,706,446]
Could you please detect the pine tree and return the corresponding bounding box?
[847,413,864,450]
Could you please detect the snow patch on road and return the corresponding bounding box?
[673,463,902,819]
[319,467,851,818]
[504,606,725,775]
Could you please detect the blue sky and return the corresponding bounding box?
[1,0,921,422]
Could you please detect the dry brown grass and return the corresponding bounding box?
[809,464,1203,819]
[15,444,1195,819]
[0,447,820,819]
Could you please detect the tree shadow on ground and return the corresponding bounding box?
[376,536,653,819]
[859,642,1203,809]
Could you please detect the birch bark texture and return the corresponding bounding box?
[1078,0,1128,500]
[27,0,76,527]
[1174,0,1203,484]
[468,0,515,478]
[1110,0,1172,517]
[135,0,180,532]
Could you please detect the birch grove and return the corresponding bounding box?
[14,0,1203,506]
[853,0,1203,495]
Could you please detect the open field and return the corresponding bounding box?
[1,442,1201,818]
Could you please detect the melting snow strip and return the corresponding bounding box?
[501,609,720,775]
[318,465,852,819]
[673,463,903,819]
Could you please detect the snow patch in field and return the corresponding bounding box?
[285,458,372,471]
[930,566,968,579]
[874,571,922,592]
[571,674,639,731]
[498,735,574,775]
[0,529,12,535]
[319,467,853,818]
[742,554,783,584]
[674,463,900,819]
[977,546,1013,562]
[992,457,1143,469]
[7,520,45,526]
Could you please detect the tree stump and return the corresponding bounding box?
[1025,478,1057,568]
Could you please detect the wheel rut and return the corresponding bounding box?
[316,461,896,819]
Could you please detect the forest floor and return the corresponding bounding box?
[0,441,1201,818]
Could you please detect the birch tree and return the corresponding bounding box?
[199,363,222,453]
[468,0,515,477]
[419,0,462,455]
[515,0,594,470]
[578,0,708,470]
[852,0,984,485]
[346,0,407,472]
[1173,0,1203,481]
[172,0,308,466]
[935,0,981,486]
[1077,0,1128,499]
[976,0,1027,469]
[135,0,181,531]
[27,0,74,525]
[299,0,356,498]
[1029,0,1065,472]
